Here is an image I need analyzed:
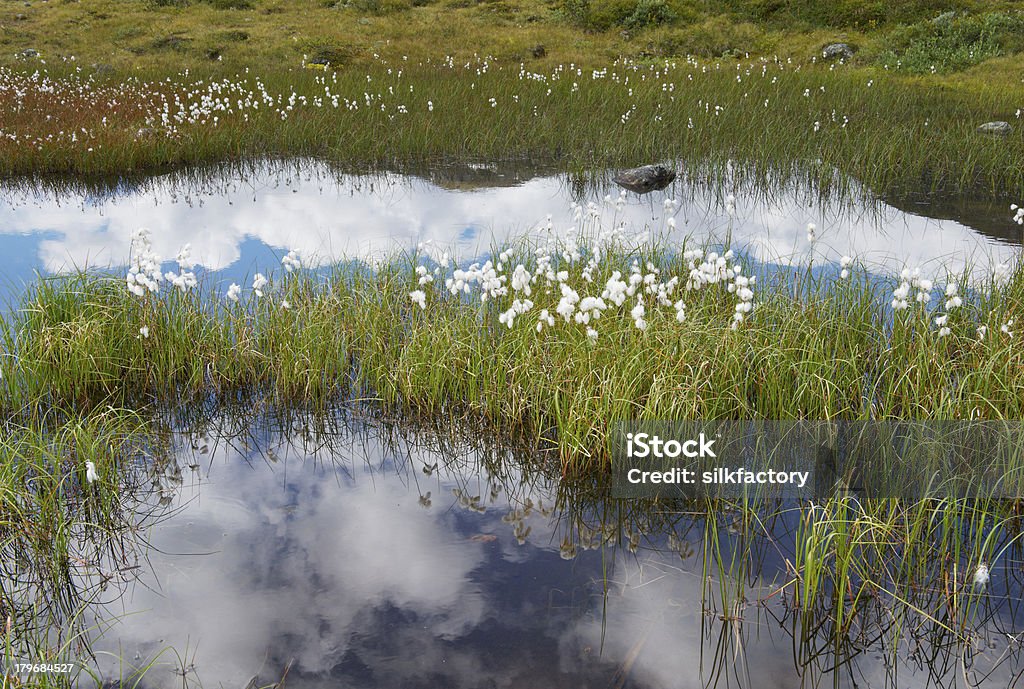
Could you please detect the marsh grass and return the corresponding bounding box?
[0,408,165,687]
[4,227,1023,470]
[2,54,1024,196]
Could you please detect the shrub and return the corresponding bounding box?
[201,0,254,8]
[346,0,413,14]
[622,0,676,31]
[304,44,354,65]
[875,11,1024,73]
[720,0,969,29]
[569,0,694,32]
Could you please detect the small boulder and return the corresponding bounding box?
[977,121,1012,136]
[530,44,545,58]
[613,164,676,194]
[16,48,39,59]
[821,43,854,61]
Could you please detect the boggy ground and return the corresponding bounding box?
[1,1,1024,195]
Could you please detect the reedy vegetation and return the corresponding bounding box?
[2,203,1023,467]
[1,50,1023,196]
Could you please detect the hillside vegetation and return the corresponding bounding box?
[3,0,1024,77]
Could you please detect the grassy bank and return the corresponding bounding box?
[5,0,1024,73]
[2,212,1023,467]
[2,50,1024,197]
[3,3,1024,195]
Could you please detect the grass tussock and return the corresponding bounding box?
[3,216,1023,468]
[0,409,155,659]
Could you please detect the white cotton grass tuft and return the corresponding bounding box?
[252,273,268,298]
[839,255,852,279]
[944,282,962,310]
[226,283,241,303]
[409,289,427,310]
[165,243,197,292]
[85,461,99,484]
[139,326,150,339]
[282,250,302,273]
[125,228,163,297]
[973,563,990,589]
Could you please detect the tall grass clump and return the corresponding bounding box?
[0,409,158,676]
[1,54,1023,196]
[3,203,1023,468]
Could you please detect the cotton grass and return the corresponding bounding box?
[3,204,1024,468]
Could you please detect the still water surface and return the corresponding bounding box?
[73,414,1022,689]
[0,160,1020,300]
[2,161,1022,687]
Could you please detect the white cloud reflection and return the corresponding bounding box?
[81,427,1019,688]
[1,161,1018,280]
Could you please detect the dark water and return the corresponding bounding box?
[50,414,1019,689]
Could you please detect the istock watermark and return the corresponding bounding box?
[609,420,1024,501]
[624,432,718,459]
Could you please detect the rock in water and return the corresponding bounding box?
[613,164,676,194]
[977,121,1012,136]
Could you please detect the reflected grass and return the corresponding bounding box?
[0,408,168,688]
[2,400,1022,686]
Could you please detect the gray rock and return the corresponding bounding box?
[613,164,676,194]
[16,48,39,58]
[821,43,854,61]
[90,62,115,76]
[977,121,1012,135]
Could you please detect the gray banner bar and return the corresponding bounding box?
[609,421,1024,500]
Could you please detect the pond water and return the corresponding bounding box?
[3,161,1024,687]
[73,415,1023,689]
[0,160,1020,306]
